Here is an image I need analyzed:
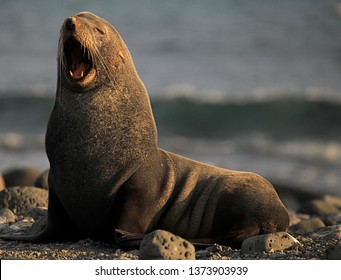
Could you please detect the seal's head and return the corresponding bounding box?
[58,11,132,92]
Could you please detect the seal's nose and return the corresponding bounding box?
[65,16,77,31]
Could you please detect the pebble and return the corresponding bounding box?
[325,245,341,260]
[0,186,48,215]
[139,229,195,260]
[289,216,325,234]
[241,232,300,254]
[3,167,42,188]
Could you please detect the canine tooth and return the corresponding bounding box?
[69,70,74,78]
[80,71,84,78]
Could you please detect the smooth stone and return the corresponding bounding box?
[0,208,17,223]
[0,186,48,215]
[139,229,195,260]
[34,169,49,190]
[326,245,341,260]
[324,195,341,209]
[299,199,340,217]
[289,216,325,234]
[3,167,41,188]
[241,232,300,254]
[288,210,310,226]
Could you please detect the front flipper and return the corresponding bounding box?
[0,186,84,243]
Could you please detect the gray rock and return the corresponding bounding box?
[27,215,47,235]
[24,207,48,220]
[241,232,300,254]
[2,219,35,235]
[311,225,341,240]
[324,213,341,226]
[34,169,49,190]
[299,199,340,217]
[0,186,48,215]
[289,216,325,234]
[0,208,17,223]
[3,167,41,188]
[326,245,341,260]
[139,230,195,260]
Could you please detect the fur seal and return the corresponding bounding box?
[0,12,289,247]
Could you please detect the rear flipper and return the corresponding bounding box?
[114,229,147,249]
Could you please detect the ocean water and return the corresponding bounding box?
[1,0,341,195]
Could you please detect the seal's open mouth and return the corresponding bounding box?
[64,38,94,81]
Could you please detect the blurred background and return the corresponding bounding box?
[0,0,341,197]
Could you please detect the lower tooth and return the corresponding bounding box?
[80,71,84,78]
[69,70,74,78]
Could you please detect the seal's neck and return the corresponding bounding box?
[48,78,158,172]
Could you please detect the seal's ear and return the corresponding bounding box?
[118,50,125,62]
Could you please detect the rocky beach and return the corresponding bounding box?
[0,167,340,260]
[1,0,341,262]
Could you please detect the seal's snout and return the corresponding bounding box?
[65,17,77,31]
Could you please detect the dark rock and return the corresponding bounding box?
[139,229,195,260]
[34,169,49,190]
[289,216,325,234]
[326,245,341,260]
[3,167,41,188]
[24,207,48,220]
[299,199,340,217]
[311,225,341,240]
[324,214,341,226]
[27,215,47,235]
[0,208,17,223]
[241,232,300,254]
[1,219,35,235]
[0,186,48,215]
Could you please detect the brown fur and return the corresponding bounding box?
[0,12,289,248]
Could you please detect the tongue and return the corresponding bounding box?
[70,62,87,79]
